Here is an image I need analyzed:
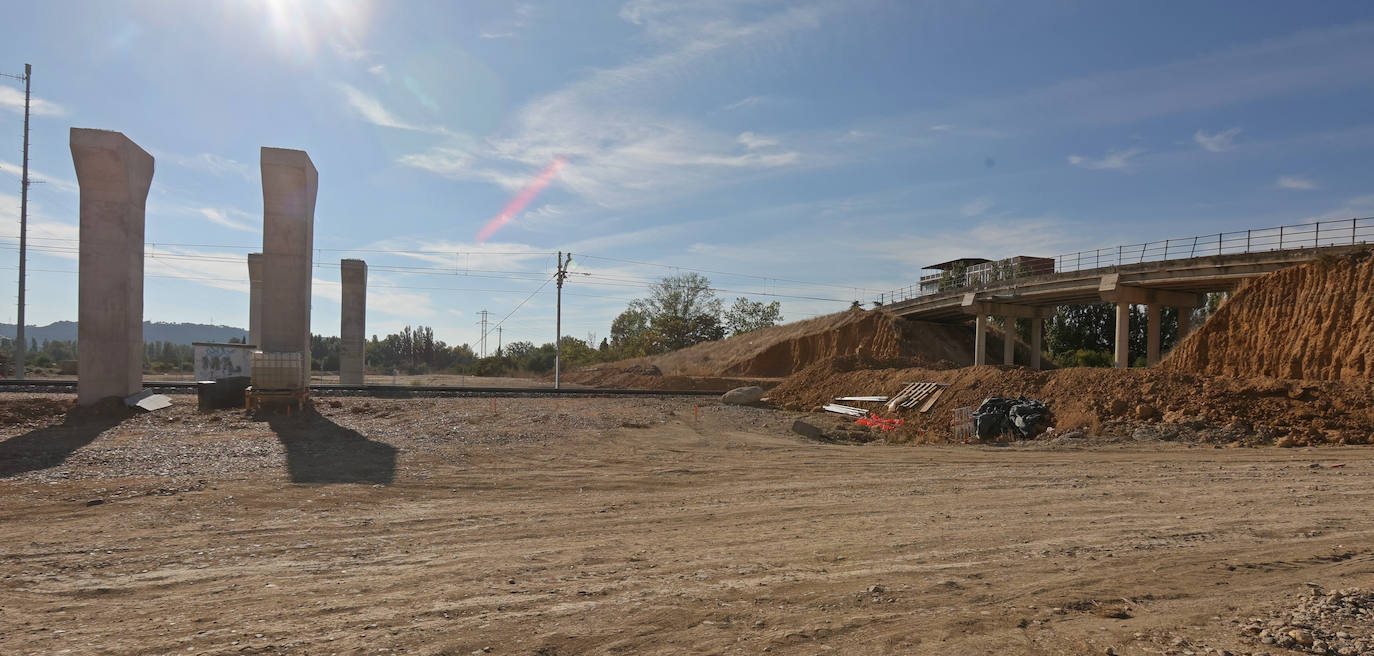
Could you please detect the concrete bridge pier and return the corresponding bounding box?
[1003,318,1015,365]
[963,295,1055,368]
[247,253,263,348]
[1113,301,1131,368]
[260,147,318,386]
[1100,274,1204,367]
[71,128,154,405]
[974,314,987,366]
[1146,304,1163,365]
[339,259,367,385]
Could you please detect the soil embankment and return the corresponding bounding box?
[566,308,1039,388]
[1165,249,1373,381]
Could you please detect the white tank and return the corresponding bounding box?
[250,351,305,390]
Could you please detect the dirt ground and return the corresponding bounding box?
[2,394,1373,655]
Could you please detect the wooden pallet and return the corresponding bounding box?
[885,382,949,412]
[246,388,311,414]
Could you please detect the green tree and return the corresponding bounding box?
[723,297,783,336]
[609,307,655,357]
[627,273,725,352]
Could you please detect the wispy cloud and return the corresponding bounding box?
[328,36,374,62]
[736,131,779,150]
[724,95,766,110]
[917,22,1374,134]
[1303,193,1374,221]
[960,197,993,217]
[196,207,258,232]
[170,152,255,182]
[1194,127,1242,152]
[336,83,444,133]
[0,86,68,117]
[314,276,437,319]
[1276,175,1317,190]
[1068,147,1145,171]
[398,3,824,207]
[480,3,535,39]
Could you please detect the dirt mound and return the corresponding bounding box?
[0,397,74,426]
[1166,250,1374,381]
[769,359,1374,446]
[571,309,1040,387]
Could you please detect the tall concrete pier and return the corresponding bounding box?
[247,253,263,348]
[71,129,154,405]
[259,148,317,385]
[339,259,367,384]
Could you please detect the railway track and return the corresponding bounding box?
[0,379,726,398]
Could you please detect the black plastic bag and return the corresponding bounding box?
[972,396,1049,439]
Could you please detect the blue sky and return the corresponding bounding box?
[1,0,1372,350]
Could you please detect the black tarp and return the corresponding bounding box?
[972,396,1050,439]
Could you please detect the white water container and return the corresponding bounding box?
[250,351,305,390]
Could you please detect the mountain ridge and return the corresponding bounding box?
[0,321,249,345]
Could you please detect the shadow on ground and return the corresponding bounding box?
[0,406,128,479]
[267,409,397,485]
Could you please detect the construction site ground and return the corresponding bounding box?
[2,394,1372,655]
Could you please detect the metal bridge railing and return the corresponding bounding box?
[876,216,1373,306]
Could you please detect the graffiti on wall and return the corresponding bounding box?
[194,344,253,381]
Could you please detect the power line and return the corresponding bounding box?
[486,274,555,336]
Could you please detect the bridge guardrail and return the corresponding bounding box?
[876,216,1373,305]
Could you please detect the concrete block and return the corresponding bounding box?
[339,259,367,385]
[247,253,263,348]
[259,148,317,385]
[71,128,153,405]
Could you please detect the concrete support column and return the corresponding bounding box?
[974,314,987,366]
[247,253,263,348]
[1146,303,1162,366]
[72,129,154,405]
[1114,301,1130,368]
[1030,318,1043,370]
[1177,307,1191,339]
[339,259,367,385]
[259,148,317,386]
[1002,317,1015,366]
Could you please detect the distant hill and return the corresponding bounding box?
[0,321,249,345]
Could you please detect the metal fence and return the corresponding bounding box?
[876,216,1373,305]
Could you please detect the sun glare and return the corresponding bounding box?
[247,0,374,62]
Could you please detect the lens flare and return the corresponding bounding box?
[475,157,567,243]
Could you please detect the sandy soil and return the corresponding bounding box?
[2,396,1372,655]
[1168,249,1372,381]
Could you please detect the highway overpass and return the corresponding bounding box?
[876,217,1372,369]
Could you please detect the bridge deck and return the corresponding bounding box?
[885,244,1368,322]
